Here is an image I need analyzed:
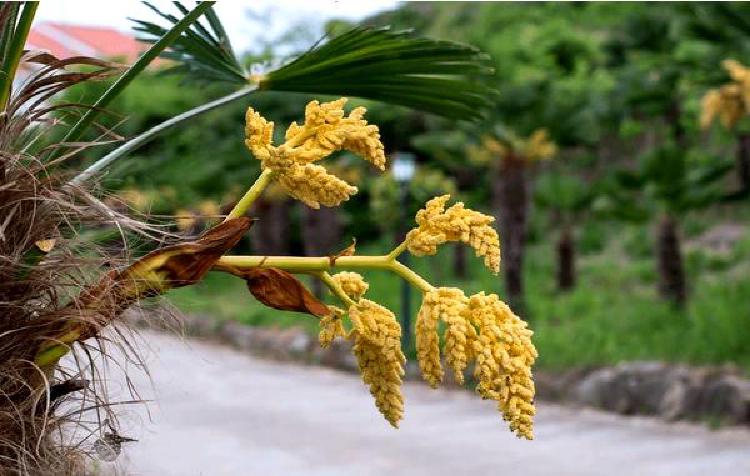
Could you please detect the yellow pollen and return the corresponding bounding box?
[406,195,501,273]
[348,299,405,427]
[244,98,386,209]
[331,271,369,300]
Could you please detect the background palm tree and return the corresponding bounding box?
[535,173,596,291]
[603,143,733,306]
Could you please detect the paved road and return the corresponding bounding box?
[105,332,750,476]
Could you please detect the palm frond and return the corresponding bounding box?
[131,2,497,122]
[262,27,497,120]
[130,1,245,84]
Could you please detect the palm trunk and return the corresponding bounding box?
[494,154,527,309]
[656,214,686,307]
[301,205,342,298]
[557,225,575,291]
[736,132,750,195]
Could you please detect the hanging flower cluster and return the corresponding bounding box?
[311,195,535,438]
[416,287,474,386]
[348,299,406,427]
[245,98,385,208]
[470,129,557,164]
[467,292,536,439]
[524,129,557,161]
[319,306,346,348]
[406,195,501,273]
[701,59,750,129]
[413,288,536,439]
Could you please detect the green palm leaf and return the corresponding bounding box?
[133,3,497,120]
[130,1,245,84]
[261,27,497,120]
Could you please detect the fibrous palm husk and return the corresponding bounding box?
[0,50,169,474]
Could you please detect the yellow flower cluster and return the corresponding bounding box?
[467,292,537,439]
[416,287,477,386]
[245,98,386,208]
[331,271,369,300]
[285,98,386,169]
[406,195,501,273]
[348,299,406,427]
[319,306,346,348]
[701,60,750,129]
[470,130,556,164]
[415,291,443,388]
[414,289,537,439]
[524,129,557,161]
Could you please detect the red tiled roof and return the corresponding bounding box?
[25,22,147,64]
[26,29,75,59]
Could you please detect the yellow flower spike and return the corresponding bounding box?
[285,98,386,170]
[244,108,275,161]
[701,59,750,130]
[319,306,346,348]
[348,299,405,427]
[415,292,443,388]
[406,195,501,273]
[331,271,369,301]
[719,85,745,128]
[723,59,750,84]
[244,98,386,209]
[415,287,479,387]
[438,289,471,385]
[276,162,358,209]
[467,292,536,440]
[700,89,722,130]
[524,128,557,161]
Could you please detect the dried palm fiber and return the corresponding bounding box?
[0,48,199,474]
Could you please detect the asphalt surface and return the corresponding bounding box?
[103,331,750,476]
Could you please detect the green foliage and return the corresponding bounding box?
[262,27,497,121]
[132,4,499,121]
[535,174,594,215]
[578,221,607,255]
[64,1,750,369]
[603,144,734,220]
[131,1,245,84]
[60,1,214,146]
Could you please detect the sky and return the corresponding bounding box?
[34,0,400,54]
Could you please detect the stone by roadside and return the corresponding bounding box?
[126,309,750,428]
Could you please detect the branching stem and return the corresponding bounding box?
[317,271,356,307]
[225,168,275,220]
[387,240,409,260]
[215,253,433,293]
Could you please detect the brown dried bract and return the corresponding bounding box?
[329,238,356,266]
[35,217,252,362]
[241,267,330,317]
